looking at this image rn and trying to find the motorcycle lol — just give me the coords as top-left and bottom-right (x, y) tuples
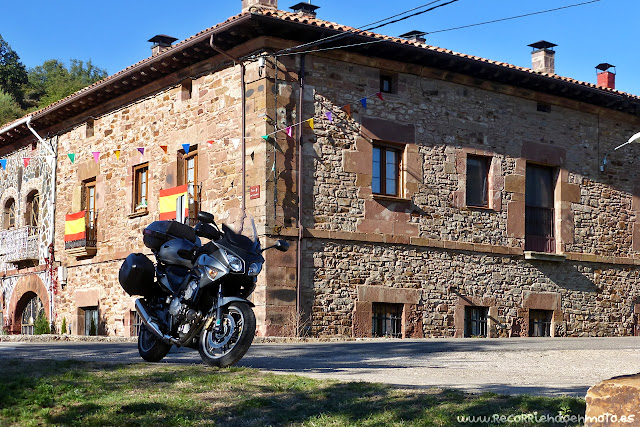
(118, 211), (289, 367)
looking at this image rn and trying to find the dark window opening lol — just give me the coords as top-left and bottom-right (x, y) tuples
(372, 303), (402, 338)
(177, 146), (200, 224)
(372, 144), (401, 197)
(83, 308), (99, 336)
(25, 191), (39, 227)
(4, 198), (16, 229)
(466, 155), (490, 207)
(464, 306), (488, 337)
(525, 164), (555, 252)
(380, 75), (393, 93)
(82, 179), (97, 244)
(537, 102), (551, 113)
(21, 295), (43, 335)
(529, 310), (552, 337)
(86, 118), (95, 138)
(181, 79), (193, 101)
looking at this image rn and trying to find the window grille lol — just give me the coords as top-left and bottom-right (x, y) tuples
(464, 306), (488, 337)
(529, 310), (553, 337)
(131, 311), (142, 337)
(372, 303), (402, 338)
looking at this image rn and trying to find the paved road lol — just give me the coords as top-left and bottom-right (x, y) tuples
(1, 337), (639, 397)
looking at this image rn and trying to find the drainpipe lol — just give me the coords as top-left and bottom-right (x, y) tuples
(0, 115), (57, 322)
(296, 54), (306, 335)
(209, 35), (247, 226)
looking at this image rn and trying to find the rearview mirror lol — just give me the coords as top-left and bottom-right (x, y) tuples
(275, 240), (289, 252)
(197, 211), (214, 224)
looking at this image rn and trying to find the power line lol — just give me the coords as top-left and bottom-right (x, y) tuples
(273, 0), (460, 57)
(425, 0), (602, 35)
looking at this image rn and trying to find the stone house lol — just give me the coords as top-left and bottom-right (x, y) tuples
(1, 0), (640, 338)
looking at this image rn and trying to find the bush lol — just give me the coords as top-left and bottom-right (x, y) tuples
(61, 317), (67, 334)
(34, 311), (51, 335)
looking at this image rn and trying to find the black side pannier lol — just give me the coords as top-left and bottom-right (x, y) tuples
(143, 220), (197, 251)
(119, 253), (158, 296)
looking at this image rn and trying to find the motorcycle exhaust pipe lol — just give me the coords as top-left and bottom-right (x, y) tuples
(135, 299), (180, 346)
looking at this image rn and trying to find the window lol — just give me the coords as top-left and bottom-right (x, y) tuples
(525, 164), (555, 252)
(21, 295), (43, 335)
(529, 310), (552, 337)
(83, 180), (97, 243)
(25, 191), (39, 227)
(84, 308), (99, 336)
(466, 155), (489, 207)
(131, 310), (142, 337)
(372, 303), (402, 338)
(133, 163), (149, 211)
(372, 144), (401, 197)
(86, 118), (94, 138)
(4, 198), (16, 229)
(181, 79), (192, 101)
(380, 75), (393, 93)
(464, 306), (488, 337)
(177, 146), (199, 222)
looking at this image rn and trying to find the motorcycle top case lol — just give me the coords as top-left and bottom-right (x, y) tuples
(118, 253), (159, 297)
(143, 220), (197, 251)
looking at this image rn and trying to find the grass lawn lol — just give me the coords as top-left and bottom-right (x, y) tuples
(0, 358), (585, 426)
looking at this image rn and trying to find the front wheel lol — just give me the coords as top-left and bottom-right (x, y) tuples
(138, 325), (172, 362)
(198, 302), (256, 368)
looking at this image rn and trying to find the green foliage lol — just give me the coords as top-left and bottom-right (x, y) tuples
(0, 35), (28, 104)
(25, 59), (107, 110)
(34, 311), (51, 335)
(61, 318), (67, 335)
(0, 90), (21, 126)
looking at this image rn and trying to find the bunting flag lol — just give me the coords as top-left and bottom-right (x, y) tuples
(23, 158), (31, 168)
(286, 126), (293, 138)
(159, 185), (189, 220)
(343, 104), (351, 117)
(206, 141), (214, 147)
(325, 112), (333, 122)
(0, 159), (6, 170)
(92, 152), (100, 164)
(137, 147), (145, 155)
(308, 118), (314, 129)
(68, 153), (76, 164)
(64, 211), (86, 242)
(232, 139), (240, 149)
(182, 143), (191, 154)
(160, 145), (168, 154)
(114, 150), (121, 160)
(360, 98), (367, 109)
(376, 92), (384, 101)
(261, 135), (270, 141)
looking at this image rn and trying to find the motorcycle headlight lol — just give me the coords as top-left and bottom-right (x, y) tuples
(248, 262), (262, 277)
(226, 253), (244, 272)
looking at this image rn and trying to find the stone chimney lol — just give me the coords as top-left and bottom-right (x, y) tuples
(528, 41), (557, 74)
(290, 2), (320, 17)
(148, 35), (178, 56)
(596, 63), (616, 90)
(242, 0), (277, 12)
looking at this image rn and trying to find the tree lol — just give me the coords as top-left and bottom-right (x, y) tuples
(0, 90), (22, 126)
(0, 35), (27, 105)
(34, 311), (51, 335)
(25, 59), (107, 109)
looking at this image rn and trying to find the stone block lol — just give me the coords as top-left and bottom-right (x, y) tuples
(585, 374), (640, 426)
(504, 174), (525, 194)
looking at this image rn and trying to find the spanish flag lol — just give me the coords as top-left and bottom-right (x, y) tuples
(65, 211), (86, 242)
(159, 185), (189, 220)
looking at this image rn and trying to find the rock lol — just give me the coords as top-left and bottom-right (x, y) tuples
(585, 373), (640, 426)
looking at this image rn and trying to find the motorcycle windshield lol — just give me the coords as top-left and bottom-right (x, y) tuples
(217, 216), (262, 258)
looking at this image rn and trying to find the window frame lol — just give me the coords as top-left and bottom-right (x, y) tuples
(4, 198), (16, 229)
(82, 179), (97, 241)
(464, 306), (488, 338)
(25, 191), (40, 227)
(525, 163), (556, 253)
(465, 155), (490, 208)
(178, 146), (200, 222)
(372, 142), (402, 197)
(133, 163), (149, 213)
(372, 302), (403, 338)
(529, 309), (553, 337)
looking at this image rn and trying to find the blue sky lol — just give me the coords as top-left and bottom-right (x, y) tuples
(2, 0), (638, 95)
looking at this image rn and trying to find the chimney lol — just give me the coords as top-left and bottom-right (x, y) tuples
(290, 2), (319, 17)
(528, 40), (557, 74)
(148, 35), (178, 56)
(399, 30), (426, 44)
(242, 0), (277, 12)
(596, 63), (616, 90)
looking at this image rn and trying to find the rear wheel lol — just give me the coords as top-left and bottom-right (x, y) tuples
(138, 325), (171, 362)
(198, 302), (256, 368)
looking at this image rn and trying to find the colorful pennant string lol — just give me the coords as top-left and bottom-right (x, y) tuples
(286, 126), (293, 138)
(325, 112), (333, 122)
(68, 153), (76, 164)
(23, 158), (31, 168)
(232, 139), (240, 149)
(114, 150), (121, 160)
(137, 147), (145, 155)
(0, 159), (6, 170)
(360, 98), (367, 109)
(182, 143), (191, 154)
(160, 145), (168, 154)
(92, 152), (100, 164)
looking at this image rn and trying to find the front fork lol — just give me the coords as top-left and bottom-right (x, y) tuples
(215, 284), (224, 333)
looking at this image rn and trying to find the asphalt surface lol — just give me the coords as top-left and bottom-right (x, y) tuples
(1, 337), (639, 397)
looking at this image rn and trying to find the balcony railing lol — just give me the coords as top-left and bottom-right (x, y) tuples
(525, 206), (555, 253)
(0, 226), (40, 265)
(64, 210), (97, 257)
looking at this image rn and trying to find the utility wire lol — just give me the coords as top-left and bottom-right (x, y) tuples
(274, 0), (602, 58)
(425, 0), (602, 35)
(273, 0), (460, 57)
